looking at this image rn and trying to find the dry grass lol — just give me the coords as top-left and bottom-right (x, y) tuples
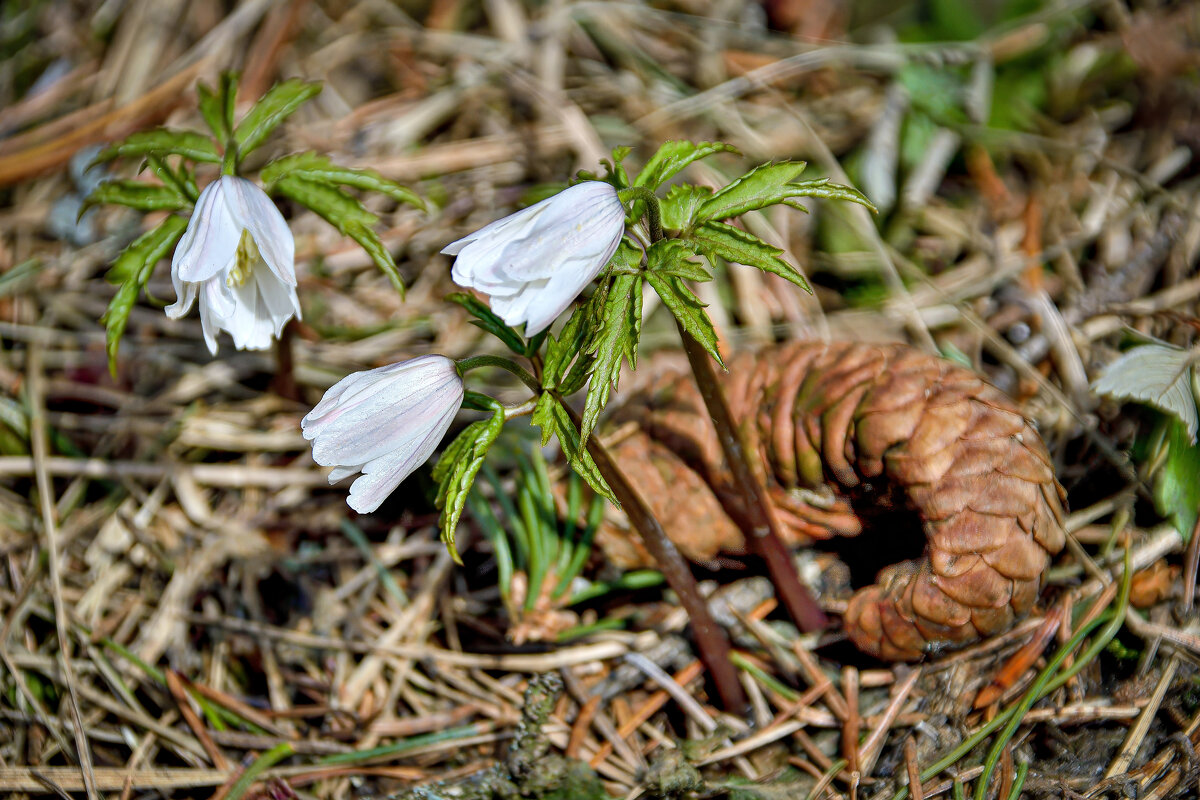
(3, 1), (1200, 798)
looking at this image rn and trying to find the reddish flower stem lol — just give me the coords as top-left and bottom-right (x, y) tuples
(565, 404), (747, 712)
(676, 327), (828, 633)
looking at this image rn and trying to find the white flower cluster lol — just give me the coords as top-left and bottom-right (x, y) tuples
(167, 175), (622, 512)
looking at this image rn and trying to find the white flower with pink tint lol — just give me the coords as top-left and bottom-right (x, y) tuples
(301, 355), (464, 513)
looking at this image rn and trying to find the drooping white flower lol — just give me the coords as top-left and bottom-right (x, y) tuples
(301, 355), (464, 513)
(443, 181), (626, 335)
(167, 175), (300, 354)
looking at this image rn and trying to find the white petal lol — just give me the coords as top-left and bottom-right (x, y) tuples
(441, 197), (551, 259)
(223, 176), (297, 286)
(227, 285), (275, 351)
(172, 179), (240, 283)
(196, 282), (226, 355)
(310, 375), (462, 465)
(444, 182), (625, 333)
(303, 356), (458, 439)
(446, 183), (619, 283)
(253, 264), (302, 333)
(344, 396), (460, 513)
(164, 278), (198, 319)
(327, 465), (360, 484)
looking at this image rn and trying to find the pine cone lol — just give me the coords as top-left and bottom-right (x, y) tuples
(601, 341), (1066, 660)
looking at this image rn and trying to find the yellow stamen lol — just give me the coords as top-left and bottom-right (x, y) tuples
(227, 229), (259, 287)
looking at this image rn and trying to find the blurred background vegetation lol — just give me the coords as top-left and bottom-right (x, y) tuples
(2, 1), (1200, 798)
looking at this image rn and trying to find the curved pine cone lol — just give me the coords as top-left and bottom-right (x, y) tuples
(601, 341), (1067, 661)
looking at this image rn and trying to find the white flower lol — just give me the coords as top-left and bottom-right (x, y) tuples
(301, 355), (464, 513)
(166, 175), (300, 354)
(443, 181), (626, 335)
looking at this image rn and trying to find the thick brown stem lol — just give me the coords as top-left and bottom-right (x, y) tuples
(677, 330), (828, 633)
(570, 405), (747, 712)
(272, 319), (301, 402)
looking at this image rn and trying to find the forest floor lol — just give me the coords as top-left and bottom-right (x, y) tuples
(3, 1), (1200, 799)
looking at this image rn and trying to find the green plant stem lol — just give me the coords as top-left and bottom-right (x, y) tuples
(571, 404), (747, 712)
(618, 186), (663, 242)
(457, 354), (540, 392)
(673, 311), (828, 633)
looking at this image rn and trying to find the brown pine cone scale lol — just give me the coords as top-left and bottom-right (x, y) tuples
(602, 341), (1066, 661)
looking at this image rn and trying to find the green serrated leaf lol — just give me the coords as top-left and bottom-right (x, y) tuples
(532, 393), (615, 502)
(92, 128), (221, 167)
(273, 175), (404, 294)
(696, 161), (807, 221)
(660, 184), (714, 232)
(557, 275), (618, 396)
(580, 274), (641, 443)
(634, 140), (739, 191)
(687, 221), (811, 292)
(543, 304), (590, 390)
(646, 239), (710, 282)
(196, 80), (231, 144)
(435, 402), (505, 563)
(233, 78), (322, 160)
(697, 162), (877, 222)
(144, 155), (199, 204)
(261, 152), (425, 211)
(83, 180), (188, 214)
(101, 215), (189, 375)
(645, 271), (723, 368)
(783, 178), (877, 212)
(445, 293), (526, 354)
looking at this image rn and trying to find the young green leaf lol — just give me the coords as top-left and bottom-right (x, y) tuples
(261, 152), (425, 211)
(196, 78), (234, 144)
(434, 401), (506, 564)
(233, 78), (322, 161)
(687, 221), (810, 292)
(446, 293), (526, 355)
(273, 174), (405, 294)
(556, 274), (618, 396)
(646, 239), (711, 282)
(92, 129), (221, 167)
(645, 271), (723, 368)
(602, 146), (632, 189)
(101, 215), (189, 375)
(144, 155), (199, 204)
(1148, 416), (1200, 542)
(634, 140), (739, 191)
(580, 273), (641, 443)
(532, 392), (615, 503)
(659, 184), (714, 232)
(82, 181), (189, 214)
